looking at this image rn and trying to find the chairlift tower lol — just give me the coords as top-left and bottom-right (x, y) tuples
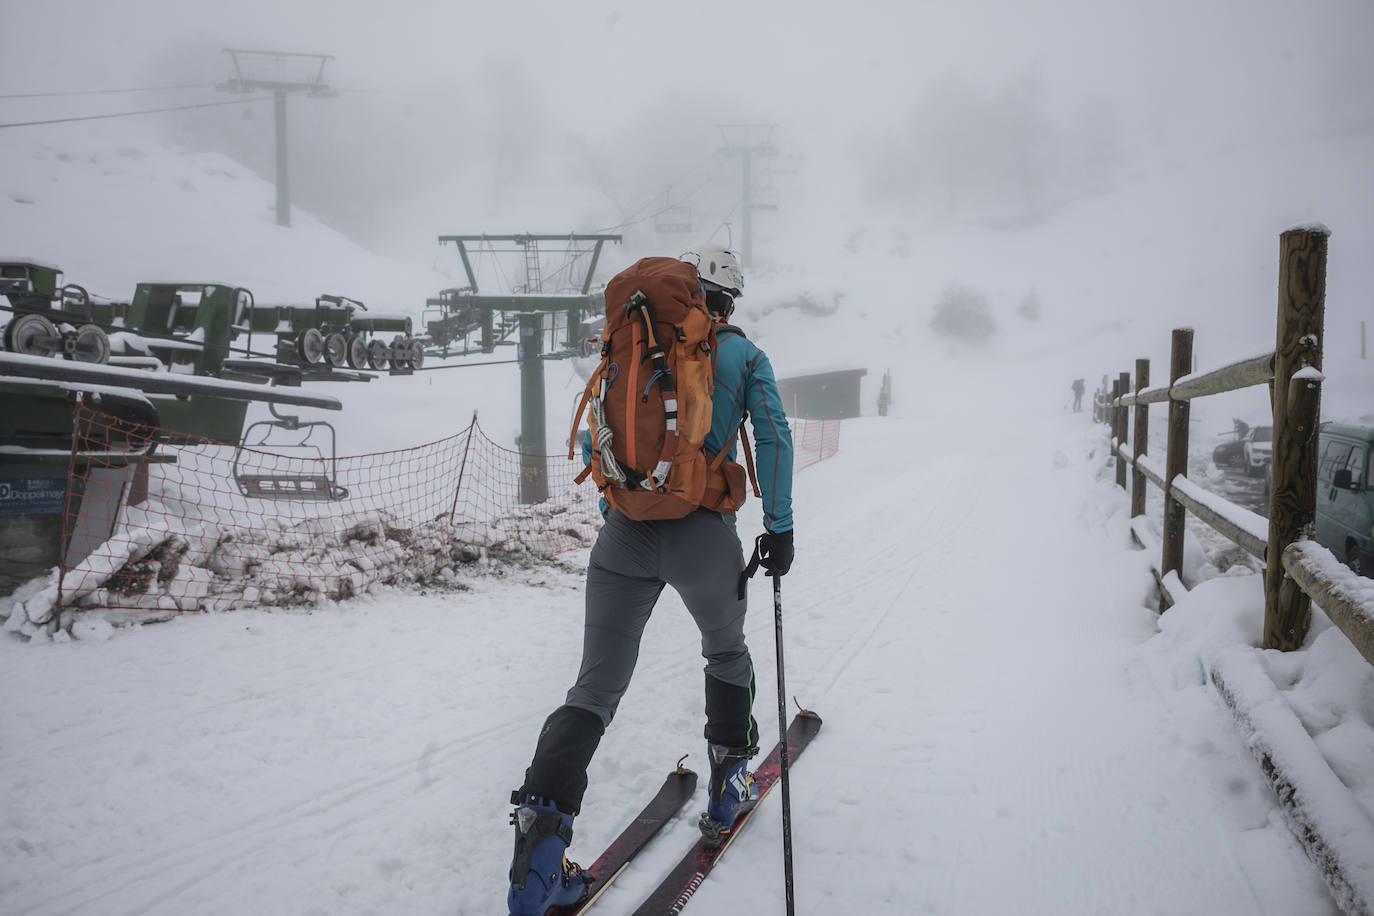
(437, 233), (622, 503)
(218, 49), (336, 228)
(716, 124), (778, 269)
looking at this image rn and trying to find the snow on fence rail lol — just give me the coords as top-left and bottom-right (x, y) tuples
(1100, 226), (1374, 915)
(44, 409), (841, 620)
(1104, 226), (1374, 655)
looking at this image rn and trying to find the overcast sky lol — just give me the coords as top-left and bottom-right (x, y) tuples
(3, 0), (1371, 248)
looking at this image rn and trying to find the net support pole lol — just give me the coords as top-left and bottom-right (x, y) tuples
(273, 89), (290, 228)
(450, 411), (478, 521)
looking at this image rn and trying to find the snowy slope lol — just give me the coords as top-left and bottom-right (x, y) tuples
(0, 403), (1344, 916)
(3, 116), (1374, 915)
(0, 121), (450, 309)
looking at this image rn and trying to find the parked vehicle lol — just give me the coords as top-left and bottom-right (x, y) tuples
(1213, 418), (1271, 474)
(1212, 418), (1251, 468)
(1243, 424), (1273, 477)
(1315, 423), (1374, 577)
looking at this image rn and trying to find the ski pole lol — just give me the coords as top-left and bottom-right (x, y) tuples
(772, 571), (796, 916)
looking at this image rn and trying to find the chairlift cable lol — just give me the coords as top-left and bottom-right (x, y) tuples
(705, 197), (744, 246)
(0, 82), (216, 100)
(536, 242), (599, 291)
(413, 357), (523, 371)
(0, 95), (273, 130)
(592, 161), (717, 234)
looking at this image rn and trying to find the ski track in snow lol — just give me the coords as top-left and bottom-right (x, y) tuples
(3, 403), (1346, 916)
(9, 128), (1373, 912)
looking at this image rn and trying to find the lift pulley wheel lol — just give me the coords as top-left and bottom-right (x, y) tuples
(3, 312), (62, 356)
(366, 338), (390, 371)
(346, 335), (369, 370)
(407, 339), (425, 370)
(296, 327), (326, 365)
(71, 324), (111, 364)
(389, 335), (411, 370)
(324, 332), (349, 368)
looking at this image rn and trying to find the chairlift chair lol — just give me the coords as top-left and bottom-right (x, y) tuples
(752, 185), (780, 211)
(232, 402), (349, 501)
(655, 205), (694, 235)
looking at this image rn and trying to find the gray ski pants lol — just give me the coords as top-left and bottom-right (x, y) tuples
(565, 508), (753, 727)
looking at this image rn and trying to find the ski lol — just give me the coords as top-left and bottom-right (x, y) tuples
(629, 709), (823, 916)
(547, 760), (699, 916)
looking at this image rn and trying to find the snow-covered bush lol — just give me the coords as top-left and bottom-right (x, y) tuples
(930, 284), (997, 343)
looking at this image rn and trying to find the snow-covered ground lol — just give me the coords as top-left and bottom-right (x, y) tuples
(3, 110), (1374, 914)
(0, 398), (1359, 916)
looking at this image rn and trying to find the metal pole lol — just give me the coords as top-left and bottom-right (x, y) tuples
(273, 89), (290, 228)
(742, 148), (753, 270)
(449, 411), (478, 522)
(56, 392), (85, 614)
(518, 313), (548, 504)
(772, 572), (797, 916)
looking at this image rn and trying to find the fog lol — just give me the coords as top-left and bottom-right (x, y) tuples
(5, 0), (1371, 260)
(3, 15), (1374, 909)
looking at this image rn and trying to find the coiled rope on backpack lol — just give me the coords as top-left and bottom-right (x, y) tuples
(588, 378), (627, 487)
(626, 291), (677, 490)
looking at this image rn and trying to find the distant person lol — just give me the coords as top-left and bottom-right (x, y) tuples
(1071, 378), (1085, 412)
(504, 243), (795, 915)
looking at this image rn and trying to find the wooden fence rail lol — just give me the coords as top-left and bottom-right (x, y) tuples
(1101, 226), (1374, 916)
(1107, 226), (1374, 662)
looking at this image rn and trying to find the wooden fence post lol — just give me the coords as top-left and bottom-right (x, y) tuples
(1115, 370), (1131, 490)
(1107, 378), (1118, 438)
(1263, 226), (1328, 650)
(1109, 377), (1121, 475)
(1131, 359), (1150, 518)
(1160, 328), (1194, 605)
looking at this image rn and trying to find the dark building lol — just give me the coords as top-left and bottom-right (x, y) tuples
(775, 368), (868, 419)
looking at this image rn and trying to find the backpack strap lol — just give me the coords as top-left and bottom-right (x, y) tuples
(738, 423), (762, 498)
(707, 418), (762, 499)
(568, 365), (603, 460)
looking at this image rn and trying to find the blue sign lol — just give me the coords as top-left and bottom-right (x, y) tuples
(0, 477), (67, 517)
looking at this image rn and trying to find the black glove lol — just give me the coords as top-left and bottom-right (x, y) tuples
(757, 529), (794, 576)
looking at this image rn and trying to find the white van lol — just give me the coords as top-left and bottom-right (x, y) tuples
(1315, 423), (1374, 577)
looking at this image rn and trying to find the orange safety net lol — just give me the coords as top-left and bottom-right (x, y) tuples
(793, 417), (841, 472)
(56, 406), (842, 614)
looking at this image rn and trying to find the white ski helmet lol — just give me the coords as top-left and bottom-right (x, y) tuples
(679, 243), (744, 297)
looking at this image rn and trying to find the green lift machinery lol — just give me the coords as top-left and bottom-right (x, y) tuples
(0, 352), (342, 600)
(435, 233), (621, 503)
(0, 262), (378, 599)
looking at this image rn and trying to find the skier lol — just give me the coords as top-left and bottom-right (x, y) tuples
(1071, 378), (1085, 412)
(505, 243), (795, 915)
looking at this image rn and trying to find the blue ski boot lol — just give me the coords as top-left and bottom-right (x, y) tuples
(507, 792), (588, 916)
(698, 743), (759, 846)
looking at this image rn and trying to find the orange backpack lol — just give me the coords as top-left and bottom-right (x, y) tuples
(570, 257), (756, 521)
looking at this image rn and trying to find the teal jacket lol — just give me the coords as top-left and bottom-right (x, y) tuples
(582, 324), (794, 533)
(707, 325), (793, 533)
